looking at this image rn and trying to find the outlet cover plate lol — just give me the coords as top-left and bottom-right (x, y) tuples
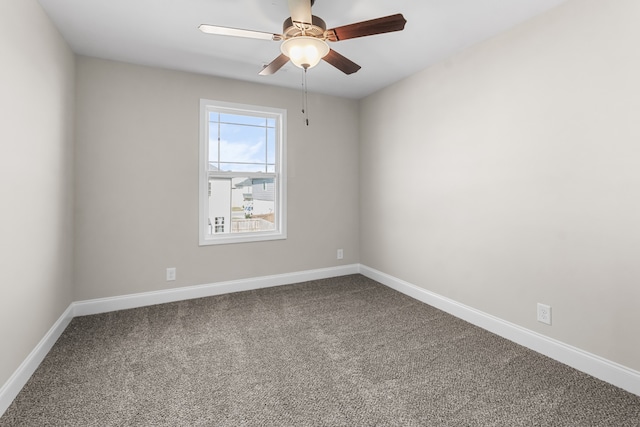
(537, 303), (551, 325)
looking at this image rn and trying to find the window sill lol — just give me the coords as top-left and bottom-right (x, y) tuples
(199, 231), (287, 246)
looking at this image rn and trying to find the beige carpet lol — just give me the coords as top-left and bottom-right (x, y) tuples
(2, 274), (639, 426)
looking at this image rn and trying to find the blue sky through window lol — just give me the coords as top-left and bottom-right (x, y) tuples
(209, 112), (276, 172)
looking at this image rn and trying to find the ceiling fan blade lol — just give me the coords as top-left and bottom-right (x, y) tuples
(259, 53), (290, 76)
(326, 14), (407, 42)
(288, 0), (312, 25)
(199, 24), (282, 41)
(322, 49), (361, 75)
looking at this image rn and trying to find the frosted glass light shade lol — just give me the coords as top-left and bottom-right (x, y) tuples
(281, 36), (330, 69)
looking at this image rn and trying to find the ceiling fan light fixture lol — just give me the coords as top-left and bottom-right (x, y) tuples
(281, 36), (329, 69)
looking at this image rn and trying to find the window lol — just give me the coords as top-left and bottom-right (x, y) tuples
(199, 99), (286, 245)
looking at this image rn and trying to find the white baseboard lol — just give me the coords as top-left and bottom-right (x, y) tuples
(359, 264), (640, 397)
(0, 305), (74, 417)
(72, 264), (360, 317)
(0, 264), (359, 417)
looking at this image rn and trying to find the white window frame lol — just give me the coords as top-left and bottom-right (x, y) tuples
(199, 99), (287, 245)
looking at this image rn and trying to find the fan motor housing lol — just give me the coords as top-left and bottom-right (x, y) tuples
(283, 15), (327, 38)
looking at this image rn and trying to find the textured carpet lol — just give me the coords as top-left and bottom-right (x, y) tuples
(2, 274), (639, 426)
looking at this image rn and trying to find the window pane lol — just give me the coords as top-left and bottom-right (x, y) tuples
(219, 113), (267, 127)
(267, 117), (276, 128)
(207, 178), (231, 235)
(232, 177), (276, 233)
(218, 163), (267, 173)
(267, 127), (276, 164)
(208, 122), (219, 163)
(208, 177), (276, 235)
(219, 123), (267, 171)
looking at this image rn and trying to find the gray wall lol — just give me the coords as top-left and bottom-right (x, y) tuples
(0, 0), (75, 387)
(359, 0), (640, 371)
(73, 57), (360, 300)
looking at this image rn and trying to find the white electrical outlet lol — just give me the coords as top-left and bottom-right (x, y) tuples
(337, 249), (344, 260)
(166, 267), (176, 281)
(537, 303), (551, 325)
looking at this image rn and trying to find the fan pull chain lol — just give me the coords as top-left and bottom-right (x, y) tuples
(302, 67), (309, 126)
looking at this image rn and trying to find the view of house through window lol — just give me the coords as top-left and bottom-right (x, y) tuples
(208, 177), (276, 234)
(200, 100), (286, 245)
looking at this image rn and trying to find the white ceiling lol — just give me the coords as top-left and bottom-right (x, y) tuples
(37, 0), (569, 99)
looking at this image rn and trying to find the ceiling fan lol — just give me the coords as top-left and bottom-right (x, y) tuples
(199, 0), (407, 76)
